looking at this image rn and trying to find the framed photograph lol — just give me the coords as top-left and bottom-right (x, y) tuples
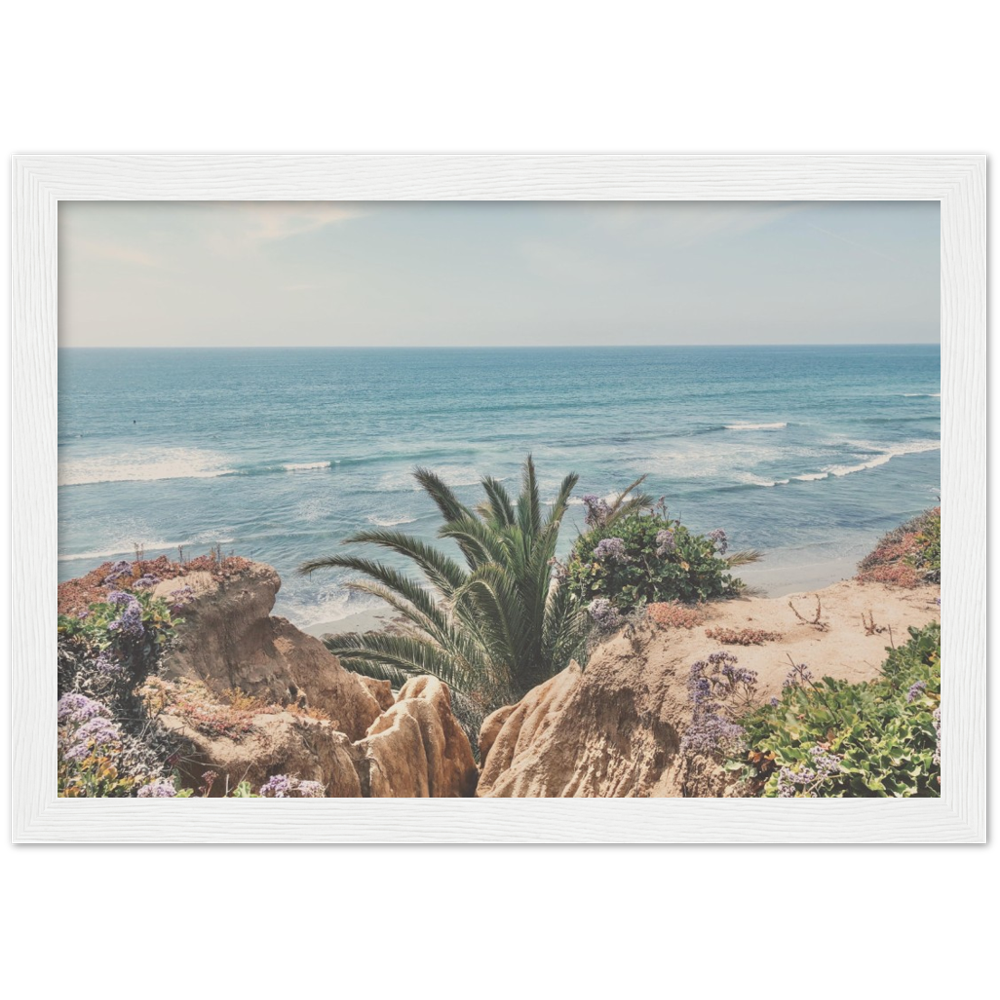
(12, 154), (985, 842)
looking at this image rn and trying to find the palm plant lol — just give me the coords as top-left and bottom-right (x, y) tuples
(299, 456), (590, 708)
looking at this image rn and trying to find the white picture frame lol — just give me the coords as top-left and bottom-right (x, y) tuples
(12, 154), (986, 843)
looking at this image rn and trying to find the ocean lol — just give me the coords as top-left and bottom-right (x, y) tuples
(58, 345), (941, 627)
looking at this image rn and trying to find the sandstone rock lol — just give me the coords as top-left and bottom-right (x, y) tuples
(160, 709), (363, 797)
(358, 676), (478, 797)
(155, 562), (381, 740)
(157, 673), (477, 798)
(357, 676), (395, 712)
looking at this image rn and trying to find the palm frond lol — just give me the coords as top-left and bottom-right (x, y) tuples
(324, 630), (474, 694)
(516, 454), (542, 540)
(479, 476), (516, 528)
(413, 467), (474, 523)
(305, 528), (468, 595)
(726, 549), (763, 567)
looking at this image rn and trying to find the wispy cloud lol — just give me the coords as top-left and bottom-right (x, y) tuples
(201, 202), (364, 257)
(69, 237), (162, 268)
(238, 203), (365, 243)
(584, 202), (802, 247)
(805, 222), (898, 262)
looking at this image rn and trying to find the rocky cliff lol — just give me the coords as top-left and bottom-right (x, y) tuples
(476, 579), (941, 797)
(147, 561), (477, 797)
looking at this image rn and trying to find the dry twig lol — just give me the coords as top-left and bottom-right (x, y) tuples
(788, 594), (829, 632)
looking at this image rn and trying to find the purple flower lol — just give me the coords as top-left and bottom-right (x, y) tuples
(61, 715), (121, 761)
(581, 495), (612, 528)
(294, 780), (325, 798)
(907, 680), (927, 703)
(592, 537), (627, 563)
(259, 774), (324, 798)
(169, 585), (196, 612)
(933, 707), (941, 766)
(681, 712), (747, 758)
(132, 574), (160, 589)
(655, 529), (676, 557)
(783, 661), (814, 688)
(73, 716), (120, 745)
(259, 774), (293, 798)
(106, 591), (145, 641)
(681, 652), (756, 760)
(103, 560), (132, 584)
(776, 746), (842, 797)
(57, 692), (110, 726)
(137, 779), (177, 798)
(588, 598), (623, 632)
(707, 529), (728, 556)
(94, 651), (124, 675)
(769, 697), (780, 707)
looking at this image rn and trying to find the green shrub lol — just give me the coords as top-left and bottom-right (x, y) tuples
(564, 502), (742, 612)
(735, 622), (941, 797)
(58, 587), (178, 685)
(910, 506), (941, 582)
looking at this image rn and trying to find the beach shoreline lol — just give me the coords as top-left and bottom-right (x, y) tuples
(299, 553), (860, 639)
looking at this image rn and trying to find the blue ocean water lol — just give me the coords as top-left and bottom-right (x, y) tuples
(58, 345), (940, 625)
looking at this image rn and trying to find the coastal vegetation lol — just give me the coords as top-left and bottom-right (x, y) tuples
(562, 491), (754, 620)
(727, 621), (941, 797)
(856, 505), (941, 587)
(302, 456), (590, 710)
(54, 497), (942, 799)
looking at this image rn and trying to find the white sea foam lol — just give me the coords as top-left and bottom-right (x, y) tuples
(59, 540), (189, 562)
(283, 461), (331, 472)
(827, 440), (940, 477)
(741, 475), (791, 487)
(58, 531), (236, 563)
(724, 422), (788, 431)
(281, 586), (387, 628)
(902, 393), (941, 398)
(59, 448), (234, 487)
(771, 440), (940, 486)
(366, 514), (418, 527)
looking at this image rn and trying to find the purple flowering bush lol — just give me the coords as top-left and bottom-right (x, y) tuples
(565, 500), (743, 613)
(57, 692), (137, 796)
(735, 621), (941, 797)
(680, 651), (758, 762)
(587, 598), (624, 632)
(59, 584), (177, 684)
(57, 561), (185, 797)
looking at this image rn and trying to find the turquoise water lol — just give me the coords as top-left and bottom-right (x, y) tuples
(58, 345), (940, 625)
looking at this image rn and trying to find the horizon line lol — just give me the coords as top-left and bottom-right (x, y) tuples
(58, 341), (941, 351)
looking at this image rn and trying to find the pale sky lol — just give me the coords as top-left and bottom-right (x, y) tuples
(59, 201), (940, 348)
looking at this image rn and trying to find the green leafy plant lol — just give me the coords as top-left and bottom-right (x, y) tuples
(300, 455), (590, 709)
(735, 622), (941, 797)
(58, 587), (178, 683)
(564, 498), (748, 612)
(909, 506), (941, 582)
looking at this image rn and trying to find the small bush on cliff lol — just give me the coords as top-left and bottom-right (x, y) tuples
(301, 456), (590, 709)
(732, 621), (941, 797)
(563, 497), (751, 614)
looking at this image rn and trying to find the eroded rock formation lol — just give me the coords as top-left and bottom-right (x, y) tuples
(150, 564), (478, 797)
